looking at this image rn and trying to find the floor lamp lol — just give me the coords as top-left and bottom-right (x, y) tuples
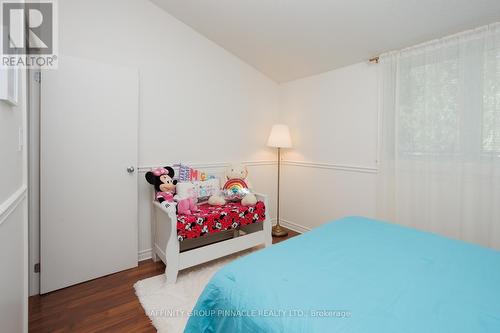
(267, 124), (292, 237)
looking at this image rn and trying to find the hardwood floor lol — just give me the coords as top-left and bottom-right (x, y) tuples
(29, 228), (299, 333)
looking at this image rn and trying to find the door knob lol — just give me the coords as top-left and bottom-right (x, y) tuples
(127, 166), (135, 174)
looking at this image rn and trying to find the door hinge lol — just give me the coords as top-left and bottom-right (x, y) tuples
(34, 71), (41, 83)
(34, 263), (40, 273)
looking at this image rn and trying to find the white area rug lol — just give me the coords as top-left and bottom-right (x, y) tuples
(134, 248), (259, 333)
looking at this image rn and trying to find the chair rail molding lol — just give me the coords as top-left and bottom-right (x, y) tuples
(0, 185), (28, 226)
(138, 160), (276, 173)
(282, 160), (378, 174)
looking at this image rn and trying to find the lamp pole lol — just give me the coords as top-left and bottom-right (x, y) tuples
(272, 147), (288, 237)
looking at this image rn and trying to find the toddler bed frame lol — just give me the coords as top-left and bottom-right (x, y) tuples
(151, 193), (272, 284)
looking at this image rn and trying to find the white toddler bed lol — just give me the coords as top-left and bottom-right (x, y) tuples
(151, 193), (272, 284)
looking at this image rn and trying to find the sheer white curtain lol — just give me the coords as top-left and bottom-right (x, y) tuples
(378, 23), (500, 249)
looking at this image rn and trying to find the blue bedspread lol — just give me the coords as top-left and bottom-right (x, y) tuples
(184, 216), (500, 333)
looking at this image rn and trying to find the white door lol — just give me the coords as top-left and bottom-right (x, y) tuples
(40, 56), (139, 293)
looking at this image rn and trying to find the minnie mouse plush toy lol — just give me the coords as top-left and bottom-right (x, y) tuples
(145, 166), (178, 207)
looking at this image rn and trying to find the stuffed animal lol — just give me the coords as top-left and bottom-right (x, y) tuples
(208, 193), (226, 206)
(145, 166), (177, 207)
(174, 186), (199, 214)
(176, 196), (197, 215)
(209, 163), (257, 206)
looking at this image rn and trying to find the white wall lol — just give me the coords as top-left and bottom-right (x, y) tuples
(57, 0), (280, 261)
(280, 62), (379, 231)
(0, 70), (28, 332)
(36, 1), (381, 294)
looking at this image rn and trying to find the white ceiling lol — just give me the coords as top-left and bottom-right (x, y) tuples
(151, 0), (500, 83)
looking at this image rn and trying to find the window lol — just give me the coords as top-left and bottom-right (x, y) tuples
(482, 50), (500, 153)
(398, 58), (460, 155)
(396, 46), (500, 156)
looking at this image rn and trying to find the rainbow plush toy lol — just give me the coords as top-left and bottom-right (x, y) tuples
(223, 178), (250, 202)
(208, 163), (258, 206)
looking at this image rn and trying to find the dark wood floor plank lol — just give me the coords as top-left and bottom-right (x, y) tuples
(29, 229), (299, 332)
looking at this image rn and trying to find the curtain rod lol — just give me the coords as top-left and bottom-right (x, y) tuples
(370, 22), (500, 63)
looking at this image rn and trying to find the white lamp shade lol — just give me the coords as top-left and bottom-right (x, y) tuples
(267, 124), (292, 148)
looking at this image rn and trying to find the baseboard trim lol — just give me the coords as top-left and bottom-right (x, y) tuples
(0, 185), (27, 226)
(138, 160), (275, 173)
(283, 160), (377, 174)
(279, 218), (311, 234)
(138, 248), (152, 262)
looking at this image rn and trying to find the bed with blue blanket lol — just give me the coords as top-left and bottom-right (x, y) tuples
(184, 216), (500, 333)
